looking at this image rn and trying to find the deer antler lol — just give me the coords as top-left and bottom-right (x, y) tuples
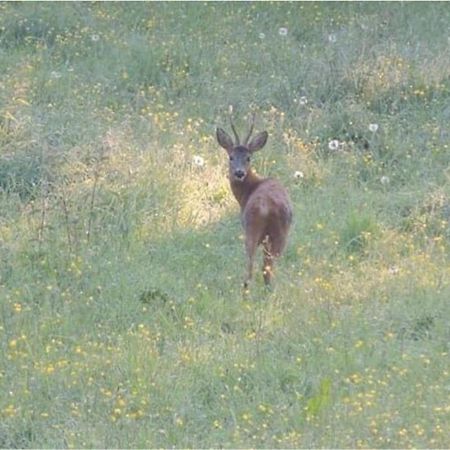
(229, 115), (240, 145)
(243, 112), (256, 145)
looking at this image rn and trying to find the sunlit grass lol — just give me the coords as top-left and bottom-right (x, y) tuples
(1, 2), (450, 448)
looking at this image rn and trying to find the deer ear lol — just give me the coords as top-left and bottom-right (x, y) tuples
(248, 131), (268, 152)
(216, 128), (234, 153)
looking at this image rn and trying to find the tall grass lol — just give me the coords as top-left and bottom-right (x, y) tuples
(1, 2), (449, 448)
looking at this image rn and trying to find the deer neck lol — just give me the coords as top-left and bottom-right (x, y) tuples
(230, 169), (263, 211)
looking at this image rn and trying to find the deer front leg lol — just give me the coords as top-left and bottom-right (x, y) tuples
(244, 235), (258, 288)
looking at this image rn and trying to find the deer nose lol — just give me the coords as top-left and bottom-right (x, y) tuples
(234, 170), (245, 179)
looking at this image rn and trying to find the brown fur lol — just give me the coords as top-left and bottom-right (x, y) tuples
(217, 120), (292, 286)
(232, 170), (292, 286)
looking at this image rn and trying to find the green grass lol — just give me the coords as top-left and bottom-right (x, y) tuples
(1, 2), (450, 448)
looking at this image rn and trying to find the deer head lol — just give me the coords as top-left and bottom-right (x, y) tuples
(216, 114), (268, 182)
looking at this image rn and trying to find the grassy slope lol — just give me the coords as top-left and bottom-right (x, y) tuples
(0, 2), (449, 448)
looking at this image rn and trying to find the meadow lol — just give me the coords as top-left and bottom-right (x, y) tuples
(0, 2), (449, 448)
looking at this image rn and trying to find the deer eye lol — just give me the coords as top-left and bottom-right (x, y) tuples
(229, 156), (234, 161)
(246, 157), (250, 162)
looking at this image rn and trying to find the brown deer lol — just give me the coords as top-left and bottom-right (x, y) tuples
(216, 114), (292, 287)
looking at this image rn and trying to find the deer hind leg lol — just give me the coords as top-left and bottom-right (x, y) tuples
(262, 235), (274, 285)
(263, 232), (288, 285)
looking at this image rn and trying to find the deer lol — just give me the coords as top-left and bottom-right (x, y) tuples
(216, 114), (293, 288)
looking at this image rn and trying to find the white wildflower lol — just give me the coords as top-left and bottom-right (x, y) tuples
(294, 170), (304, 179)
(50, 71), (61, 79)
(299, 96), (308, 105)
(278, 27), (288, 37)
(259, 32), (265, 40)
(328, 33), (337, 43)
(380, 175), (390, 185)
(369, 123), (379, 133)
(91, 34), (100, 42)
(193, 155), (205, 167)
(388, 265), (399, 275)
(328, 139), (340, 151)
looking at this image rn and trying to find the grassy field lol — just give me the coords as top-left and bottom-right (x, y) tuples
(1, 2), (450, 448)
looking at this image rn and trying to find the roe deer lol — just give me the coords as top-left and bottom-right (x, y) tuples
(216, 114), (292, 287)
